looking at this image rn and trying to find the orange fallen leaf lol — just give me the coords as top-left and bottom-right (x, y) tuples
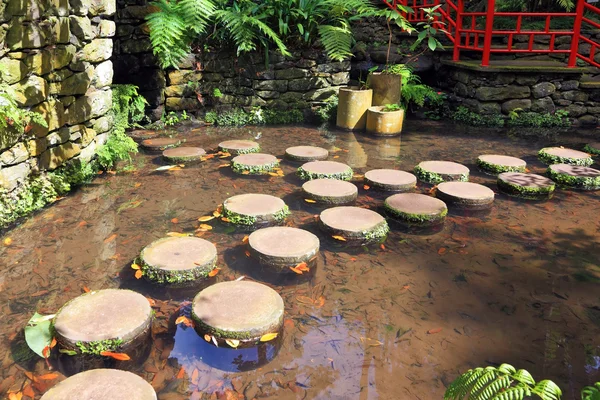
(289, 266), (303, 275)
(146, 297), (156, 306)
(83, 286), (91, 293)
(8, 392), (22, 400)
(42, 346), (50, 358)
(38, 373), (59, 380)
(218, 164), (231, 168)
(208, 267), (220, 277)
(350, 257), (357, 261)
(244, 250), (251, 258)
(198, 224), (213, 231)
(3, 237), (13, 246)
(23, 385), (35, 398)
(437, 247), (447, 255)
(213, 209), (222, 217)
(427, 328), (442, 334)
(295, 262), (309, 272)
(198, 215), (215, 222)
(76, 220), (88, 228)
(131, 263), (141, 270)
(315, 296), (325, 308)
(260, 332), (278, 342)
(363, 185), (370, 190)
(242, 171), (250, 175)
(380, 244), (386, 250)
(402, 285), (410, 290)
(176, 366), (185, 379)
(100, 351), (131, 361)
(50, 337), (57, 348)
(304, 199), (316, 203)
(135, 270), (143, 279)
(242, 235), (249, 244)
(284, 319), (295, 329)
(332, 235), (346, 241)
(24, 371), (35, 382)
(104, 234), (117, 243)
(221, 217), (231, 223)
(171, 218), (179, 224)
(268, 172), (279, 177)
(134, 182), (142, 188)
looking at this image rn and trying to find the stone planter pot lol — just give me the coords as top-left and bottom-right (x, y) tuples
(336, 87), (373, 130)
(366, 106), (405, 136)
(368, 72), (402, 106)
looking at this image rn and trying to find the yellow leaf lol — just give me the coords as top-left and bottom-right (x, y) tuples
(221, 217), (231, 223)
(225, 339), (240, 348)
(242, 235), (249, 244)
(218, 164), (231, 168)
(3, 237), (13, 246)
(135, 270), (143, 279)
(198, 215), (215, 222)
(166, 232), (190, 237)
(268, 172), (279, 177)
(242, 171), (250, 175)
(332, 235), (347, 241)
(204, 334), (211, 342)
(131, 263), (141, 270)
(304, 199), (316, 203)
(198, 224), (213, 231)
(360, 337), (383, 348)
(260, 332), (278, 342)
(213, 210), (222, 217)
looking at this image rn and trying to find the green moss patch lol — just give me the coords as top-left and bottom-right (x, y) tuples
(138, 258), (214, 284)
(538, 147), (593, 166)
(476, 158), (526, 174)
(297, 166), (353, 181)
(414, 165), (468, 184)
(497, 177), (555, 199)
(547, 167), (600, 190)
(384, 202), (448, 225)
(75, 339), (124, 355)
(584, 143), (600, 155)
(232, 160), (279, 175)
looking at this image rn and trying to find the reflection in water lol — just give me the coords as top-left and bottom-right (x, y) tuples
(1, 121), (600, 399)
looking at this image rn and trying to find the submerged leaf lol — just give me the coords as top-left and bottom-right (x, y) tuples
(208, 267), (221, 277)
(304, 199), (316, 203)
(166, 232), (191, 237)
(99, 351), (131, 361)
(155, 165), (177, 171)
(332, 235), (346, 241)
(242, 235), (249, 244)
(131, 263), (141, 270)
(135, 270), (143, 280)
(59, 349), (77, 356)
(260, 332), (278, 342)
(198, 215), (215, 222)
(24, 312), (55, 358)
(289, 266), (303, 275)
(203, 334), (211, 342)
(225, 339), (240, 348)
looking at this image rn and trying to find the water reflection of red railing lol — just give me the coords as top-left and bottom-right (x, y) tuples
(383, 0), (600, 68)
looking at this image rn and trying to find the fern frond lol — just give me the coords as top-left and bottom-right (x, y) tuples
(490, 386), (531, 400)
(531, 380), (562, 400)
(476, 376), (512, 400)
(582, 383), (600, 400)
(246, 17), (291, 56)
(214, 9), (259, 54)
(146, 0), (190, 68)
(178, 0), (215, 34)
(318, 24), (353, 61)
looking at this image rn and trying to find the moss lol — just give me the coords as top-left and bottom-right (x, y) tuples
(219, 145), (260, 155)
(297, 166), (353, 181)
(361, 222), (390, 242)
(547, 167), (600, 190)
(192, 317), (280, 342)
(272, 205), (290, 223)
(476, 158), (526, 174)
(222, 207), (258, 226)
(231, 160), (279, 175)
(139, 256), (215, 284)
(414, 165), (469, 184)
(384, 202), (448, 225)
(584, 144), (600, 155)
(538, 148), (593, 166)
(75, 339), (123, 355)
(162, 154), (203, 164)
(497, 177), (555, 199)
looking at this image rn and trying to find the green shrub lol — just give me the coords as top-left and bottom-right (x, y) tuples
(506, 109), (570, 128)
(452, 106), (505, 127)
(202, 106), (304, 126)
(315, 95), (338, 123)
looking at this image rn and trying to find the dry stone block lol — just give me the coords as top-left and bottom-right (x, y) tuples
(88, 115), (113, 134)
(0, 143), (29, 166)
(50, 65), (93, 96)
(0, 162), (31, 191)
(0, 58), (25, 84)
(30, 99), (65, 138)
(12, 75), (48, 107)
(27, 139), (47, 157)
(65, 88), (112, 125)
(69, 15), (94, 40)
(98, 20), (115, 37)
(167, 70), (201, 85)
(475, 85), (530, 101)
(91, 60), (113, 88)
(39, 142), (81, 170)
(6, 20), (48, 49)
(80, 38), (112, 62)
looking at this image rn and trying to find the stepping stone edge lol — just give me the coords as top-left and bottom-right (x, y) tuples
(538, 147), (593, 166)
(413, 164), (469, 184)
(318, 213), (389, 244)
(297, 164), (353, 181)
(218, 141), (261, 155)
(222, 204), (290, 227)
(384, 199), (448, 226)
(476, 156), (527, 175)
(547, 165), (600, 190)
(497, 174), (556, 200)
(583, 143), (600, 155)
(231, 158), (280, 175)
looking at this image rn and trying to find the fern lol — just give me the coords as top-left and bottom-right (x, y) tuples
(444, 364), (562, 400)
(318, 24), (353, 61)
(582, 383), (600, 400)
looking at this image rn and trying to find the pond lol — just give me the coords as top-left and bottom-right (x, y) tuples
(1, 120), (600, 399)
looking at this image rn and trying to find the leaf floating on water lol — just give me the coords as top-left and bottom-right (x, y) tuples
(175, 316), (194, 327)
(295, 262), (309, 272)
(24, 312), (55, 358)
(213, 209), (222, 217)
(176, 366), (185, 379)
(242, 171), (251, 175)
(260, 332), (278, 342)
(203, 334), (211, 342)
(104, 234), (117, 243)
(268, 172), (280, 177)
(131, 263), (141, 270)
(155, 165), (177, 171)
(289, 266), (303, 275)
(332, 235), (346, 241)
(427, 328), (442, 334)
(242, 235), (249, 244)
(208, 267), (221, 277)
(198, 215), (215, 222)
(244, 250), (251, 258)
(8, 392), (22, 400)
(363, 185), (370, 190)
(38, 373), (59, 380)
(3, 237), (12, 246)
(171, 218), (179, 224)
(225, 339), (240, 348)
(134, 270), (143, 280)
(360, 337), (383, 348)
(437, 247), (447, 255)
(380, 244), (386, 250)
(198, 224), (213, 231)
(83, 286), (91, 293)
(211, 335), (219, 347)
(166, 232), (191, 237)
(218, 164), (231, 168)
(221, 217), (231, 223)
(304, 199), (316, 203)
(100, 351), (131, 361)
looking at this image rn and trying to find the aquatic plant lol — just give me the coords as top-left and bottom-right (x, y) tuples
(451, 106), (505, 127)
(361, 222), (390, 242)
(583, 144), (600, 155)
(205, 107), (304, 126)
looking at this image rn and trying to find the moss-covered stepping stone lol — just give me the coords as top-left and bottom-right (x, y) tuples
(231, 153), (279, 175)
(285, 146), (329, 162)
(138, 237), (217, 284)
(248, 227), (319, 273)
(384, 193), (448, 226)
(364, 169), (416, 191)
(40, 369), (157, 400)
(302, 179), (357, 205)
(129, 130), (159, 143)
(497, 172), (556, 199)
(297, 161), (353, 181)
(476, 154), (527, 175)
(162, 147), (206, 164)
(191, 281), (284, 346)
(140, 137), (181, 151)
(435, 182), (495, 210)
(538, 147), (593, 166)
(319, 206), (389, 244)
(547, 164), (600, 190)
(223, 194), (289, 228)
(584, 142), (600, 155)
(53, 289), (152, 356)
(414, 161), (469, 184)
(218, 140), (260, 155)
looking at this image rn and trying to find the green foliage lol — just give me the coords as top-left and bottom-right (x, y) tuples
(315, 95), (338, 123)
(506, 109), (570, 128)
(212, 88), (223, 98)
(452, 106), (505, 127)
(444, 363), (562, 400)
(582, 383), (600, 400)
(411, 5), (445, 52)
(76, 339), (124, 355)
(203, 106), (304, 126)
(162, 111), (189, 126)
(382, 103), (402, 112)
(389, 64), (443, 110)
(24, 312), (55, 358)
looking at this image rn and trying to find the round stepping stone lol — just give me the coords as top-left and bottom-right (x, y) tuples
(191, 281), (284, 346)
(364, 169), (416, 192)
(139, 237), (217, 284)
(129, 129), (159, 143)
(319, 206), (389, 244)
(476, 154), (527, 175)
(285, 146), (329, 162)
(53, 289), (152, 355)
(162, 147), (206, 163)
(414, 161), (469, 184)
(248, 227), (319, 273)
(140, 137), (181, 151)
(384, 193), (448, 226)
(547, 164), (600, 190)
(538, 147), (593, 166)
(223, 194), (289, 228)
(435, 182), (495, 210)
(297, 161), (353, 181)
(40, 369), (157, 400)
(231, 153), (279, 175)
(497, 172), (556, 199)
(218, 140), (260, 155)
(584, 142), (600, 155)
(302, 179), (357, 205)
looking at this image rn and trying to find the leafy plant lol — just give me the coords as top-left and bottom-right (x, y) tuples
(382, 103), (402, 112)
(582, 383), (600, 400)
(411, 5), (446, 52)
(506, 109), (570, 128)
(444, 363), (562, 400)
(212, 88), (223, 98)
(315, 95), (338, 123)
(452, 106), (505, 127)
(24, 312), (55, 358)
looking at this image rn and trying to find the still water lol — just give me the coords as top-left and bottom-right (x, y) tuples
(1, 120), (599, 399)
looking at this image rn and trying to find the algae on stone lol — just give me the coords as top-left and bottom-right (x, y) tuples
(538, 147), (593, 166)
(476, 158), (526, 174)
(297, 166), (353, 181)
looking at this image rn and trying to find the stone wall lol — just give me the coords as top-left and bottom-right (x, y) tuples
(0, 0), (115, 192)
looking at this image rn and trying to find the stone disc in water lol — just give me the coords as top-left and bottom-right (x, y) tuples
(538, 147), (593, 166)
(248, 227), (320, 271)
(414, 161), (469, 184)
(497, 172), (556, 199)
(302, 179), (358, 205)
(548, 163), (600, 190)
(476, 154), (527, 174)
(285, 146), (329, 162)
(129, 130), (159, 143)
(223, 194), (289, 228)
(40, 369), (157, 400)
(140, 137), (181, 151)
(364, 169), (416, 191)
(162, 147), (206, 163)
(53, 289), (152, 348)
(191, 281), (284, 342)
(231, 153), (279, 175)
(384, 193), (448, 226)
(297, 161), (353, 181)
(319, 206), (389, 243)
(139, 237), (217, 284)
(436, 182), (495, 210)
(218, 140), (260, 155)
(584, 142), (600, 155)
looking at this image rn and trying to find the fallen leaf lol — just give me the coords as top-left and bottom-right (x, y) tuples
(304, 198), (316, 203)
(360, 337), (383, 347)
(427, 328), (442, 334)
(23, 385), (35, 398)
(3, 237), (12, 246)
(218, 164), (231, 168)
(208, 267), (220, 277)
(83, 286), (91, 293)
(38, 373), (59, 380)
(332, 235), (346, 241)
(131, 263), (141, 270)
(260, 332), (278, 342)
(171, 218), (179, 224)
(8, 392), (22, 400)
(42, 346), (50, 358)
(221, 217), (231, 223)
(225, 339), (240, 348)
(244, 250), (251, 258)
(104, 234), (117, 244)
(268, 172), (279, 177)
(211, 336), (219, 347)
(155, 165), (177, 171)
(176, 366), (185, 379)
(203, 334), (211, 342)
(242, 235), (249, 244)
(198, 215), (215, 222)
(437, 247), (447, 255)
(213, 209), (222, 217)
(135, 270), (143, 279)
(198, 224), (213, 231)
(50, 337), (57, 348)
(166, 232), (190, 237)
(296, 296), (315, 305)
(100, 351), (131, 361)
(380, 244), (386, 250)
(333, 155), (340, 159)
(284, 319), (295, 329)
(76, 220), (88, 228)
(134, 182), (142, 188)
(315, 296), (325, 308)
(295, 262), (309, 272)
(350, 257), (357, 261)
(289, 266), (303, 275)
(363, 185), (370, 190)
(242, 171), (250, 175)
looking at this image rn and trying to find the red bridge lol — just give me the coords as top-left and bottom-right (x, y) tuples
(384, 0), (600, 68)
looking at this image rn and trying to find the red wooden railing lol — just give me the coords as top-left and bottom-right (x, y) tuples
(384, 0), (600, 68)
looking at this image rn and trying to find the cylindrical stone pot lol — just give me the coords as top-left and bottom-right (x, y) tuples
(336, 87), (373, 131)
(366, 107), (405, 136)
(368, 72), (401, 106)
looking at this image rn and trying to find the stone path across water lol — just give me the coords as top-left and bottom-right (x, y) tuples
(319, 206), (389, 244)
(285, 146), (329, 162)
(497, 172), (556, 199)
(218, 140), (260, 155)
(248, 227), (320, 272)
(302, 178), (358, 205)
(297, 160), (353, 181)
(476, 154), (527, 175)
(548, 164), (600, 190)
(162, 147), (206, 163)
(538, 146), (593, 166)
(384, 193), (448, 226)
(414, 161), (470, 184)
(435, 182), (495, 210)
(140, 137), (182, 151)
(222, 193), (289, 228)
(364, 169), (416, 191)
